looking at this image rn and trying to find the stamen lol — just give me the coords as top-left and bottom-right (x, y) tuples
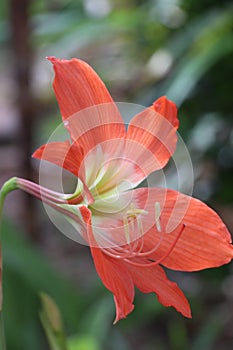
(123, 216), (131, 244)
(102, 204), (184, 268)
(136, 216), (142, 236)
(124, 224), (185, 267)
(134, 230), (165, 258)
(123, 204), (148, 245)
(102, 223), (185, 266)
(126, 207), (148, 217)
(155, 202), (161, 232)
(129, 217), (135, 233)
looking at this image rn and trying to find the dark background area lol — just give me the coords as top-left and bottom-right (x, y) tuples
(0, 0), (233, 349)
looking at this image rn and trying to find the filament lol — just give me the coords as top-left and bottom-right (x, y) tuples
(102, 223), (185, 268)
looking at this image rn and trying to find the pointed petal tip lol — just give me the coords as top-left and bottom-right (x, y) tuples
(47, 56), (73, 65)
(46, 56), (57, 63)
(180, 304), (192, 319)
(113, 315), (120, 325)
(46, 56), (82, 66)
(113, 303), (135, 324)
(153, 95), (176, 110)
(32, 145), (44, 159)
(153, 96), (179, 129)
(113, 316), (121, 325)
(46, 56), (64, 66)
(157, 291), (192, 319)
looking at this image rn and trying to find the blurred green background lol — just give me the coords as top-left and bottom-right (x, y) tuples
(0, 0), (233, 349)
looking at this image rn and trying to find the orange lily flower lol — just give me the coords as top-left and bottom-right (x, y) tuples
(16, 57), (233, 323)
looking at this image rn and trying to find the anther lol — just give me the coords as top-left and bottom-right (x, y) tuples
(155, 202), (161, 232)
(123, 216), (131, 244)
(123, 205), (148, 244)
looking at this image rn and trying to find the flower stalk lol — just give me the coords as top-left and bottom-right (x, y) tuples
(0, 177), (18, 350)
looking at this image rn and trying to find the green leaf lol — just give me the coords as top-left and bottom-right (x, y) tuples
(40, 293), (68, 350)
(163, 7), (233, 105)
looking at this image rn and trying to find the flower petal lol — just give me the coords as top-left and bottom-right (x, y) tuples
(48, 57), (126, 156)
(64, 104), (126, 156)
(125, 97), (178, 183)
(86, 216), (135, 323)
(48, 56), (116, 119)
(32, 141), (83, 177)
(125, 262), (191, 318)
(82, 208), (134, 323)
(131, 188), (233, 271)
(153, 96), (179, 128)
(91, 247), (135, 323)
(89, 187), (233, 272)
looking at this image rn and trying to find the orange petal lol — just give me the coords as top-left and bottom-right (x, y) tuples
(32, 140), (83, 177)
(48, 57), (115, 119)
(64, 104), (126, 159)
(125, 262), (191, 318)
(153, 96), (179, 128)
(125, 97), (178, 180)
(91, 247), (135, 323)
(48, 57), (126, 156)
(132, 188), (233, 271)
(86, 219), (135, 323)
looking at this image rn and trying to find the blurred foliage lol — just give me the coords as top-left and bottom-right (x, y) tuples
(0, 0), (233, 349)
(40, 293), (68, 350)
(2, 219), (88, 350)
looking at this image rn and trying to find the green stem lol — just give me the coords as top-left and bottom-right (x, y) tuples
(0, 312), (6, 350)
(0, 177), (18, 350)
(0, 178), (18, 211)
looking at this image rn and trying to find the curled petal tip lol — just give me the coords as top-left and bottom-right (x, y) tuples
(113, 304), (135, 324)
(153, 95), (179, 128)
(46, 56), (60, 64)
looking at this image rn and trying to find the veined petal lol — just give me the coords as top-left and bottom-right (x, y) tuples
(32, 141), (94, 203)
(132, 188), (233, 271)
(85, 213), (135, 323)
(48, 57), (126, 156)
(32, 141), (83, 177)
(79, 138), (127, 194)
(153, 96), (179, 129)
(85, 186), (233, 272)
(48, 57), (115, 119)
(64, 104), (126, 157)
(125, 97), (178, 183)
(91, 248), (135, 323)
(125, 262), (191, 318)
